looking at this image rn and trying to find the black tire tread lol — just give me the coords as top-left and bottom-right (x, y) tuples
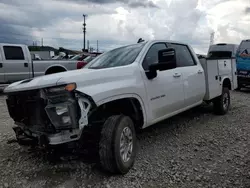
(213, 87), (230, 115)
(99, 115), (122, 173)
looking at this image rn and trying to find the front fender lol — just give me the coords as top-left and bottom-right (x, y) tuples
(96, 93), (147, 127)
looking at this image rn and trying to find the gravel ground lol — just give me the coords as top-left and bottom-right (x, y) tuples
(0, 90), (250, 188)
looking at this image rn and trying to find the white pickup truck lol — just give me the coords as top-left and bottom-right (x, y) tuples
(0, 43), (81, 87)
(4, 40), (237, 174)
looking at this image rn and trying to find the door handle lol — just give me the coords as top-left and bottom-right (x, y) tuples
(173, 73), (181, 78)
(198, 70), (203, 74)
(0, 63), (2, 68)
(24, 63), (28, 67)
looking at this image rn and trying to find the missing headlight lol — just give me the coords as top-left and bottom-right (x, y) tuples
(55, 106), (68, 115)
(45, 99), (78, 130)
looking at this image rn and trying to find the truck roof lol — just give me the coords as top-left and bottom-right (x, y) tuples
(145, 40), (188, 45)
(210, 43), (239, 47)
(0, 43), (28, 48)
(241, 39), (250, 42)
(208, 43), (239, 52)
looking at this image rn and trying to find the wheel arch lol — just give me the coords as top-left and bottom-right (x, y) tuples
(45, 65), (67, 75)
(90, 94), (147, 130)
(222, 77), (232, 90)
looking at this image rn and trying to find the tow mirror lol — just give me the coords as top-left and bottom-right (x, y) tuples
(146, 48), (177, 79)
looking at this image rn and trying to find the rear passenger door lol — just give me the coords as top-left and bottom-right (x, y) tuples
(169, 43), (205, 107)
(3, 46), (30, 83)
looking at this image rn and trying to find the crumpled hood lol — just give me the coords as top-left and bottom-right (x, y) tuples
(4, 65), (137, 93)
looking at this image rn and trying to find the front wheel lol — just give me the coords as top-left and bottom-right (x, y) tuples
(99, 115), (137, 174)
(213, 87), (230, 115)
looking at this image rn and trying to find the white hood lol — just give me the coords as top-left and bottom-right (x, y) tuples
(4, 69), (97, 93)
(4, 65), (138, 94)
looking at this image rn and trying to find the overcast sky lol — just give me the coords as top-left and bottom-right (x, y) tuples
(0, 0), (249, 53)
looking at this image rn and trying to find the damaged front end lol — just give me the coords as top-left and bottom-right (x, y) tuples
(6, 83), (93, 147)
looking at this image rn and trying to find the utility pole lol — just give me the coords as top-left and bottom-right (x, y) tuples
(41, 38), (43, 47)
(87, 40), (89, 51)
(97, 40), (99, 53)
(82, 14), (87, 51)
(210, 32), (215, 46)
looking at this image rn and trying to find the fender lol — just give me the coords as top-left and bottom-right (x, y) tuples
(96, 93), (147, 127)
(45, 64), (68, 74)
(221, 76), (232, 90)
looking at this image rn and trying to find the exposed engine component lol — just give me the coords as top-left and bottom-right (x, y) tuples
(76, 95), (91, 129)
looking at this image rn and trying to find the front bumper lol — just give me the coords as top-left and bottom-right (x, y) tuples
(6, 88), (91, 146)
(14, 125), (82, 146)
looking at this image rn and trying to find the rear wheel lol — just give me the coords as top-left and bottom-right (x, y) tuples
(99, 115), (136, 174)
(45, 67), (66, 75)
(213, 87), (230, 115)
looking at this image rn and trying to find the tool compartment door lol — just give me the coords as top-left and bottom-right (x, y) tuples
(218, 59), (232, 75)
(200, 59), (221, 100)
(231, 58), (238, 89)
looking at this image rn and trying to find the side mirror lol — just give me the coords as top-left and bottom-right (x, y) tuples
(146, 48), (177, 79)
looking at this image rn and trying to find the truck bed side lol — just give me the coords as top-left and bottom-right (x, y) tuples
(32, 60), (78, 77)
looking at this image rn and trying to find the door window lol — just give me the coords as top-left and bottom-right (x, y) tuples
(3, 46), (25, 60)
(142, 43), (167, 70)
(169, 44), (195, 67)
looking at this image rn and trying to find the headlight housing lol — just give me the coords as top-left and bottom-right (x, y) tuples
(45, 83), (77, 104)
(46, 83), (77, 94)
(44, 83), (78, 130)
(45, 99), (78, 130)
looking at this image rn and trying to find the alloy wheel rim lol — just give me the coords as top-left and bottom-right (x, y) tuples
(223, 92), (229, 110)
(120, 127), (133, 163)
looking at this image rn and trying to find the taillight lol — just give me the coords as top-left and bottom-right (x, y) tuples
(77, 61), (87, 69)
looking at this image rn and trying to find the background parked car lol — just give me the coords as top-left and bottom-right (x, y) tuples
(76, 55), (98, 69)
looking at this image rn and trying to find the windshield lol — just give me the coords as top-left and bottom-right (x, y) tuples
(238, 41), (250, 58)
(239, 41), (250, 50)
(86, 43), (146, 69)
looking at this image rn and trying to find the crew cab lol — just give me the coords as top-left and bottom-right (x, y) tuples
(4, 40), (237, 174)
(0, 43), (82, 87)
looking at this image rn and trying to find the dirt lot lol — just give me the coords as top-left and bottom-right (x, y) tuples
(0, 90), (250, 188)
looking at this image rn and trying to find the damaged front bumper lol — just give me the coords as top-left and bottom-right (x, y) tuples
(6, 83), (92, 146)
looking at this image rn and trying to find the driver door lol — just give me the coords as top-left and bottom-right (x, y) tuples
(141, 42), (185, 125)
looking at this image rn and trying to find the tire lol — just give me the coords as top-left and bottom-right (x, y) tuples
(99, 115), (137, 174)
(213, 87), (230, 115)
(45, 68), (66, 75)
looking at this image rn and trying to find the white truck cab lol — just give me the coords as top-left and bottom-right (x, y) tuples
(4, 40), (237, 174)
